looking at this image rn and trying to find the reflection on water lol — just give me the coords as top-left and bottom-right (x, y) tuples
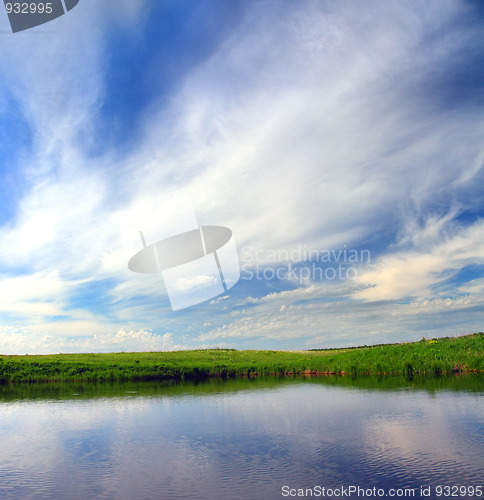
(0, 376), (482, 500)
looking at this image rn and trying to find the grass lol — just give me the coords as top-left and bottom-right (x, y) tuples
(0, 332), (482, 383)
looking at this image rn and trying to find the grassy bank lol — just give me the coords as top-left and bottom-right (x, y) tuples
(0, 332), (482, 383)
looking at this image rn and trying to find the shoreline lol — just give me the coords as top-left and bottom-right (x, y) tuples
(0, 332), (482, 384)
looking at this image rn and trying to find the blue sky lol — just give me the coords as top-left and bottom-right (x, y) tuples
(0, 0), (483, 354)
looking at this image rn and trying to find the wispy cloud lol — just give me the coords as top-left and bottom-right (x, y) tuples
(354, 218), (484, 301)
(0, 0), (483, 352)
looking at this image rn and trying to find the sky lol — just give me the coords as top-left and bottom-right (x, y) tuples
(0, 0), (483, 354)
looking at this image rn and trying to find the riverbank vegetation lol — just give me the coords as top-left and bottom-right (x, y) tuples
(0, 332), (482, 383)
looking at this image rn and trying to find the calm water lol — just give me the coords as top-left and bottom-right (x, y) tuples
(0, 376), (482, 500)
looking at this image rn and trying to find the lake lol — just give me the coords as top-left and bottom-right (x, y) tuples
(0, 376), (482, 500)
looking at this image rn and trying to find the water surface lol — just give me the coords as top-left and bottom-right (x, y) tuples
(0, 376), (482, 499)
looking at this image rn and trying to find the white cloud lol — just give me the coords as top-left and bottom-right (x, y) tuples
(197, 290), (480, 347)
(171, 274), (218, 293)
(104, 328), (165, 352)
(354, 219), (484, 301)
(0, 326), (180, 354)
(0, 0), (483, 350)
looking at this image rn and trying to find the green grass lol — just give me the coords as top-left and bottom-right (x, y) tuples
(0, 332), (482, 383)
